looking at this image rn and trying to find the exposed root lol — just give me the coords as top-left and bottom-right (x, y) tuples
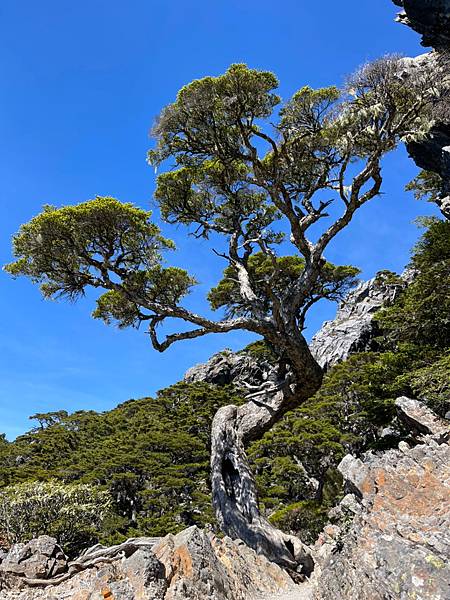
(23, 537), (160, 587)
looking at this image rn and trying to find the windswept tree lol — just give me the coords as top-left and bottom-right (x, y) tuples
(6, 58), (442, 571)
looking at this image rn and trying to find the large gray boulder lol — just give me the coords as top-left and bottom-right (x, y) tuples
(395, 396), (450, 436)
(184, 348), (274, 389)
(0, 536), (67, 584)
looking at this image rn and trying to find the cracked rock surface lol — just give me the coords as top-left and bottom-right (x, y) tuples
(311, 410), (450, 600)
(309, 276), (403, 369)
(184, 349), (273, 390)
(0, 527), (297, 600)
(393, 0), (450, 48)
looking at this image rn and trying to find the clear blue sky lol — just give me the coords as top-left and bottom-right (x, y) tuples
(0, 1), (437, 439)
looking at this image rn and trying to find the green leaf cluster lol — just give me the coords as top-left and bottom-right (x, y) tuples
(5, 197), (175, 300)
(406, 170), (443, 206)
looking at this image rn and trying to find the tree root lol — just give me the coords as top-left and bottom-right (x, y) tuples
(23, 537), (160, 587)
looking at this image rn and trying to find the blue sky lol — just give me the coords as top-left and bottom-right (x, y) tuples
(0, 1), (438, 439)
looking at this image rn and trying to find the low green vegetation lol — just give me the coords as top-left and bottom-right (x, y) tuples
(0, 481), (111, 557)
(0, 219), (448, 553)
(0, 383), (242, 554)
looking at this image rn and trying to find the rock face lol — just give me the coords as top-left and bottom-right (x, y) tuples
(395, 396), (450, 436)
(312, 400), (450, 600)
(0, 527), (297, 600)
(393, 1), (450, 219)
(310, 275), (403, 369)
(408, 121), (450, 220)
(184, 349), (273, 389)
(153, 527), (296, 600)
(393, 0), (450, 48)
(0, 536), (67, 586)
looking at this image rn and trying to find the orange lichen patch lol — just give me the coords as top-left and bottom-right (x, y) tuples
(101, 588), (114, 599)
(371, 511), (390, 532)
(360, 475), (376, 496)
(372, 468), (449, 519)
(172, 545), (194, 579)
(218, 552), (233, 573)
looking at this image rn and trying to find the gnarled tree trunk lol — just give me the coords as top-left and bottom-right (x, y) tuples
(210, 336), (322, 573)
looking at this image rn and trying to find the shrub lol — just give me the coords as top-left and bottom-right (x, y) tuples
(269, 500), (330, 545)
(0, 480), (112, 556)
(403, 353), (450, 417)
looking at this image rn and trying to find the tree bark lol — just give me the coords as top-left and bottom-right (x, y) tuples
(210, 337), (322, 573)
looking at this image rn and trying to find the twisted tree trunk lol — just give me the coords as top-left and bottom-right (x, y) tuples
(210, 335), (322, 573)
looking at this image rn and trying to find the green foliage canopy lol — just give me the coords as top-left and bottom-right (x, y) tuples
(376, 218), (450, 350)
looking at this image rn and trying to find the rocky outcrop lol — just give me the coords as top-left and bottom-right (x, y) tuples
(393, 1), (450, 219)
(310, 275), (404, 369)
(0, 527), (299, 600)
(395, 396), (450, 436)
(153, 527), (297, 600)
(312, 399), (450, 600)
(0, 536), (67, 586)
(184, 349), (273, 389)
(393, 0), (450, 48)
(407, 119), (450, 220)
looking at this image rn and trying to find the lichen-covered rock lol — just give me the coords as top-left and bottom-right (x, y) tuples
(310, 276), (403, 369)
(337, 456), (372, 498)
(395, 396), (450, 437)
(153, 526), (296, 600)
(312, 429), (450, 599)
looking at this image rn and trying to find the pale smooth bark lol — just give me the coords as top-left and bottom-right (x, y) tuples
(210, 338), (321, 573)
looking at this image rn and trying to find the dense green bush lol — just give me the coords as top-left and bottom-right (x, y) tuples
(269, 500), (331, 545)
(0, 480), (111, 556)
(403, 353), (450, 417)
(376, 218), (450, 351)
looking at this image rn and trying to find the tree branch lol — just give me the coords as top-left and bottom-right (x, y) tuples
(148, 314), (263, 352)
